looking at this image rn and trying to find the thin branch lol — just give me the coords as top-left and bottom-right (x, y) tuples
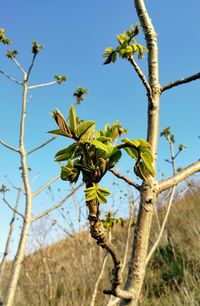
(145, 186), (175, 265)
(32, 175), (60, 197)
(0, 70), (23, 85)
(27, 136), (57, 155)
(12, 57), (26, 74)
(26, 54), (36, 81)
(2, 196), (24, 220)
(128, 56), (152, 97)
(158, 160), (200, 193)
(28, 81), (57, 90)
(160, 72), (200, 93)
(109, 169), (141, 191)
(32, 182), (83, 222)
(0, 139), (20, 153)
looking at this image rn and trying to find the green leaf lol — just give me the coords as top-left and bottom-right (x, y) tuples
(55, 143), (81, 162)
(96, 190), (107, 204)
(69, 105), (77, 133)
(124, 147), (138, 160)
(108, 149), (122, 168)
(98, 187), (111, 196)
(48, 129), (68, 137)
(86, 140), (109, 153)
(122, 138), (140, 148)
(138, 138), (151, 148)
(84, 184), (110, 204)
(140, 147), (155, 177)
(134, 161), (148, 181)
(76, 121), (95, 138)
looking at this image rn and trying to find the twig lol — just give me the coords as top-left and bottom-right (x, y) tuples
(32, 175), (60, 197)
(0, 70), (23, 85)
(128, 56), (152, 98)
(26, 54), (36, 81)
(160, 72), (200, 93)
(12, 57), (26, 74)
(27, 136), (57, 155)
(32, 182), (83, 222)
(0, 139), (20, 152)
(28, 81), (57, 90)
(146, 131), (177, 265)
(109, 169), (141, 191)
(2, 197), (24, 220)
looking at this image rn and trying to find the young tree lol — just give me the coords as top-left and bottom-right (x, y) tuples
(0, 34), (83, 306)
(50, 1), (200, 305)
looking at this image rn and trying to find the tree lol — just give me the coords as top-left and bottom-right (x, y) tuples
(50, 1), (200, 305)
(0, 35), (83, 306)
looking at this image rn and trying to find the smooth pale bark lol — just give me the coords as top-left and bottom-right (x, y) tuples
(119, 1), (160, 305)
(4, 77), (33, 306)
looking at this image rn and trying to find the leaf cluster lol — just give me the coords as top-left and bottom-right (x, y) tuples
(102, 211), (124, 229)
(55, 75), (67, 84)
(103, 24), (148, 65)
(50, 105), (155, 203)
(6, 49), (18, 59)
(32, 40), (44, 54)
(0, 28), (11, 45)
(73, 87), (88, 104)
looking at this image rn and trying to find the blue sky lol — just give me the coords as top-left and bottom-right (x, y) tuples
(0, 0), (200, 256)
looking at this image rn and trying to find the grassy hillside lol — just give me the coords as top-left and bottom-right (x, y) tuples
(2, 181), (200, 306)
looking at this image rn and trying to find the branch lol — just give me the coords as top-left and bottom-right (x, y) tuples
(161, 72), (200, 93)
(28, 81), (57, 90)
(2, 196), (24, 220)
(128, 56), (152, 98)
(12, 57), (26, 74)
(26, 54), (36, 81)
(109, 169), (141, 191)
(146, 186), (175, 265)
(27, 136), (57, 155)
(32, 182), (83, 222)
(0, 70), (23, 85)
(0, 139), (20, 153)
(32, 175), (60, 197)
(158, 160), (200, 193)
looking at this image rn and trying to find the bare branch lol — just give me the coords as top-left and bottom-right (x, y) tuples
(128, 56), (152, 98)
(109, 169), (141, 191)
(0, 70), (23, 85)
(161, 72), (200, 93)
(28, 81), (57, 90)
(2, 196), (24, 220)
(146, 186), (175, 265)
(32, 182), (84, 222)
(12, 57), (26, 74)
(27, 136), (57, 155)
(26, 54), (36, 81)
(0, 139), (20, 153)
(158, 160), (200, 193)
(32, 175), (60, 197)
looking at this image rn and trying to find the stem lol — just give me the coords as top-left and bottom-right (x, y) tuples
(120, 1), (160, 304)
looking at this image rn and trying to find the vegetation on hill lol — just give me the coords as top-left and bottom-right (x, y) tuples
(2, 180), (199, 306)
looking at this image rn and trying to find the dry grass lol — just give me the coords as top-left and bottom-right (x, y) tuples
(2, 180), (200, 306)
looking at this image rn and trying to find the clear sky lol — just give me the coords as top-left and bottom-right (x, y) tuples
(0, 0), (200, 257)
